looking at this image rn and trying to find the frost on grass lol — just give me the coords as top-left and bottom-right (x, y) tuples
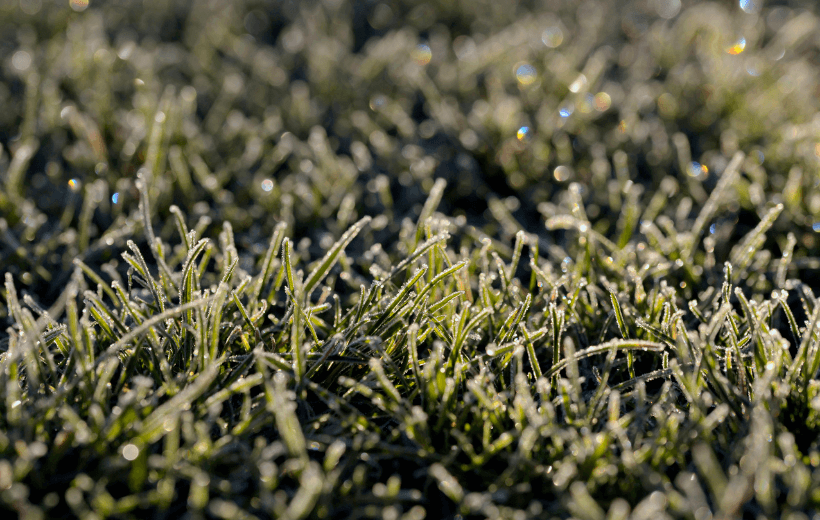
(2, 0), (820, 519)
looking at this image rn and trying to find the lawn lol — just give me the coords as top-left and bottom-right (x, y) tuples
(1, 0), (820, 518)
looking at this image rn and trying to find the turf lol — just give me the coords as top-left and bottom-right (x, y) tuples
(1, 0), (820, 518)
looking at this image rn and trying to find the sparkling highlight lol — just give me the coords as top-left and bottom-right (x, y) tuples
(541, 26), (563, 48)
(727, 37), (746, 55)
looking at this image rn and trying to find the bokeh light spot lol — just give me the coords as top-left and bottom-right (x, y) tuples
(516, 126), (531, 142)
(739, 0), (759, 14)
(541, 26), (563, 48)
(69, 0), (89, 12)
(411, 43), (432, 66)
(11, 50), (32, 72)
(593, 92), (611, 111)
(655, 0), (681, 19)
(686, 162), (708, 179)
(111, 193), (120, 204)
(68, 179), (80, 192)
(553, 166), (572, 182)
(515, 64), (537, 86)
(261, 179), (274, 192)
(122, 444), (139, 461)
(568, 74), (587, 93)
(727, 37), (746, 55)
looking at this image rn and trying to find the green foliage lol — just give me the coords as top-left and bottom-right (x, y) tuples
(1, 0), (820, 519)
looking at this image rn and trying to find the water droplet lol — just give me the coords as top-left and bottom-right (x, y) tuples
(709, 223), (716, 234)
(541, 26), (564, 48)
(411, 43), (432, 66)
(812, 222), (820, 233)
(111, 193), (119, 204)
(516, 126), (531, 142)
(261, 179), (274, 192)
(515, 63), (537, 86)
(68, 179), (81, 192)
(726, 37), (746, 55)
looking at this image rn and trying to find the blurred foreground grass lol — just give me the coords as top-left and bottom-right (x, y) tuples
(2, 0), (820, 518)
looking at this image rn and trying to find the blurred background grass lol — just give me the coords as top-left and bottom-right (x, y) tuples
(2, 0), (820, 316)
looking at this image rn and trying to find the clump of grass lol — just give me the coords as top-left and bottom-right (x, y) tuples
(2, 0), (820, 519)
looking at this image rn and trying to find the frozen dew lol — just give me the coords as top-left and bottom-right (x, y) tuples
(516, 126), (531, 142)
(68, 178), (81, 192)
(111, 193), (120, 204)
(541, 26), (563, 48)
(411, 43), (432, 66)
(69, 0), (89, 12)
(686, 161), (708, 179)
(11, 50), (32, 72)
(593, 92), (611, 111)
(726, 37), (746, 55)
(553, 165), (572, 181)
(122, 443), (139, 461)
(568, 74), (587, 93)
(261, 179), (274, 192)
(515, 63), (537, 86)
(655, 0), (681, 19)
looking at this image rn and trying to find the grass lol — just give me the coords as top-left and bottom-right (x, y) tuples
(2, 0), (820, 518)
